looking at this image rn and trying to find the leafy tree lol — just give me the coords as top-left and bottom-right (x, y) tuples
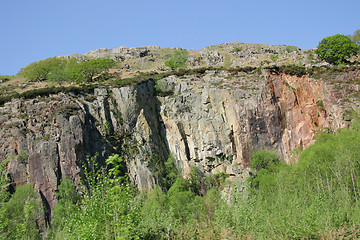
(0, 158), (9, 205)
(48, 177), (80, 239)
(49, 154), (138, 240)
(136, 187), (170, 239)
(0, 184), (41, 240)
(162, 154), (180, 190)
(76, 58), (116, 82)
(20, 57), (116, 83)
(20, 57), (66, 81)
(315, 34), (360, 65)
(165, 50), (188, 69)
(350, 29), (360, 45)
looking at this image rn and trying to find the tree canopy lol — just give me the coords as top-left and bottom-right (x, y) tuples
(315, 34), (360, 65)
(350, 29), (360, 45)
(164, 50), (188, 70)
(20, 57), (116, 83)
(20, 57), (66, 82)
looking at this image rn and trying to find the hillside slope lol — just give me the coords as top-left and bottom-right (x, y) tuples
(0, 43), (359, 232)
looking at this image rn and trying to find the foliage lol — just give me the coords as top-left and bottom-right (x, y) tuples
(316, 99), (325, 111)
(138, 123), (360, 239)
(154, 80), (174, 97)
(162, 154), (180, 190)
(265, 64), (307, 77)
(350, 29), (360, 45)
(20, 57), (67, 82)
(0, 158), (9, 205)
(270, 54), (278, 62)
(0, 184), (41, 240)
(0, 84), (99, 107)
(315, 34), (360, 65)
(3, 118), (360, 239)
(241, 121), (360, 239)
(48, 177), (80, 239)
(286, 46), (297, 53)
(203, 172), (229, 191)
(136, 187), (170, 239)
(19, 57), (115, 83)
(76, 58), (116, 82)
(164, 50), (188, 70)
(250, 149), (279, 171)
(232, 46), (243, 52)
(0, 75), (15, 83)
(49, 154), (138, 240)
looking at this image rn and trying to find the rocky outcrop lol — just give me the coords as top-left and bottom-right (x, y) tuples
(58, 42), (327, 72)
(62, 45), (160, 62)
(1, 68), (359, 222)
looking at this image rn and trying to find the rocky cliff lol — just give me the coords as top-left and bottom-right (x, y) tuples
(1, 44), (360, 230)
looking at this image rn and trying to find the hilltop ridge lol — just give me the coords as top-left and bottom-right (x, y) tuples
(59, 42), (326, 72)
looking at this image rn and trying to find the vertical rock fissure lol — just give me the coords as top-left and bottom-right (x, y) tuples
(55, 143), (62, 187)
(39, 190), (51, 228)
(177, 122), (191, 161)
(229, 126), (237, 159)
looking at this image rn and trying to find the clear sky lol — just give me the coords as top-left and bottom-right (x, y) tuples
(1, 0), (359, 75)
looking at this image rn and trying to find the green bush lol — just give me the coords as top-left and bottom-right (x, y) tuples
(350, 29), (360, 45)
(20, 57), (116, 83)
(47, 119), (360, 239)
(265, 64), (307, 77)
(20, 57), (66, 82)
(48, 177), (80, 239)
(315, 34), (360, 65)
(250, 149), (279, 171)
(0, 184), (41, 239)
(0, 158), (9, 204)
(76, 58), (116, 82)
(163, 154), (180, 190)
(49, 155), (138, 240)
(165, 50), (188, 70)
(232, 46), (243, 52)
(270, 54), (279, 62)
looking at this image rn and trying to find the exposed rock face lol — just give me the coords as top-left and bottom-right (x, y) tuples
(62, 45), (160, 62)
(0, 69), (359, 220)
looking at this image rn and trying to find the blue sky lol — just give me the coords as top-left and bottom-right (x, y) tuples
(1, 0), (359, 75)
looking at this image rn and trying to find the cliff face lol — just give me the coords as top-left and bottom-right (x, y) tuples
(0, 68), (359, 219)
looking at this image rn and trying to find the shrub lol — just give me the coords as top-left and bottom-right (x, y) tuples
(315, 34), (360, 65)
(48, 177), (80, 239)
(250, 149), (279, 171)
(264, 64), (307, 77)
(165, 50), (188, 70)
(20, 57), (66, 82)
(281, 64), (306, 77)
(20, 57), (116, 83)
(0, 184), (41, 239)
(76, 58), (116, 82)
(49, 154), (139, 240)
(350, 29), (360, 45)
(270, 54), (279, 62)
(232, 46), (243, 52)
(163, 154), (180, 190)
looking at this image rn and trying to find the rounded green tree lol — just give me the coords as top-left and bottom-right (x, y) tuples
(315, 34), (360, 65)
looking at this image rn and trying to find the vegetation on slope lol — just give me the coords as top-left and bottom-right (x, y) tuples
(2, 118), (359, 239)
(1, 31), (360, 107)
(315, 34), (360, 65)
(164, 50), (189, 70)
(20, 57), (116, 83)
(1, 33), (360, 238)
